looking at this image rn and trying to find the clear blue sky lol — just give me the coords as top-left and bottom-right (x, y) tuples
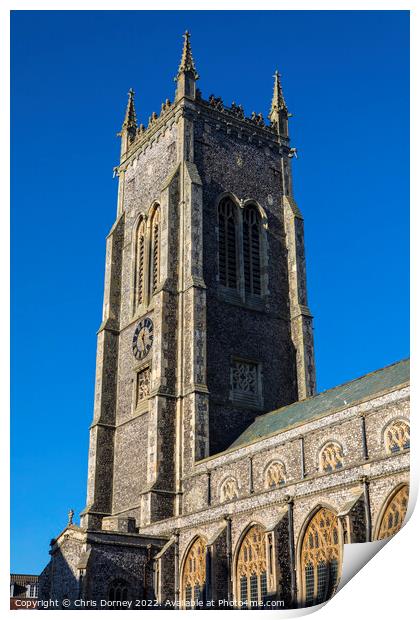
(11, 10), (409, 573)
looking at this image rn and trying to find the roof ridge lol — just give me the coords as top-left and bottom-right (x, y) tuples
(256, 357), (410, 422)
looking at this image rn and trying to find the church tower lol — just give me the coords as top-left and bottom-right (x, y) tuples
(38, 33), (411, 611)
(80, 32), (316, 533)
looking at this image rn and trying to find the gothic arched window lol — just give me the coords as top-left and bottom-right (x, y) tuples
(384, 420), (410, 454)
(182, 537), (206, 608)
(243, 204), (262, 296)
(319, 442), (343, 472)
(237, 525), (268, 607)
(264, 461), (286, 489)
(108, 579), (129, 602)
(135, 218), (146, 306)
(149, 205), (161, 295)
(377, 484), (409, 540)
(218, 197), (238, 289)
(301, 508), (341, 606)
(220, 477), (239, 503)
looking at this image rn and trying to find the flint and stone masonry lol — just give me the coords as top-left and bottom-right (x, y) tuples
(39, 33), (410, 609)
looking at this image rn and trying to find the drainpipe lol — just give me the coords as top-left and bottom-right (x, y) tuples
(249, 457), (254, 494)
(174, 530), (180, 606)
(143, 544), (152, 599)
(286, 496), (297, 606)
(205, 545), (212, 604)
(225, 515), (233, 604)
(360, 476), (372, 541)
(299, 436), (306, 479)
(360, 414), (369, 460)
(207, 470), (211, 505)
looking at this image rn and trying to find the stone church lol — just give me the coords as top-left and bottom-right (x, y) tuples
(39, 32), (410, 609)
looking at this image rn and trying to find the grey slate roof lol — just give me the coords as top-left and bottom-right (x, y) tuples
(229, 359), (409, 450)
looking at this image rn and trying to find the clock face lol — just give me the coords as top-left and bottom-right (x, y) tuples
(132, 317), (154, 361)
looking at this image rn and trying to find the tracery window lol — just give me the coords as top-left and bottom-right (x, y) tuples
(377, 485), (409, 540)
(108, 579), (129, 602)
(220, 477), (239, 503)
(319, 442), (343, 472)
(182, 538), (206, 608)
(237, 525), (268, 607)
(264, 461), (286, 489)
(218, 197), (238, 289)
(135, 219), (146, 306)
(301, 508), (341, 606)
(243, 205), (261, 296)
(150, 206), (161, 295)
(384, 420), (410, 454)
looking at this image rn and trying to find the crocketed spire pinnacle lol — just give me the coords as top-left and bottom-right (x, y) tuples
(269, 70), (288, 119)
(177, 31), (199, 79)
(122, 88), (137, 130)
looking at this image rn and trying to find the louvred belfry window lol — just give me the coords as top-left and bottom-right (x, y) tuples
(150, 206), (160, 294)
(218, 197), (238, 289)
(243, 205), (261, 296)
(136, 219), (146, 306)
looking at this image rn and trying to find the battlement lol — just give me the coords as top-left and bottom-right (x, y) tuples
(119, 32), (290, 164)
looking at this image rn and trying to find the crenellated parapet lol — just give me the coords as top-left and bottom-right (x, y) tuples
(118, 32), (295, 166)
(204, 93), (269, 129)
(122, 98), (175, 154)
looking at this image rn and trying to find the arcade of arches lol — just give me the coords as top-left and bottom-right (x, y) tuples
(178, 484), (409, 608)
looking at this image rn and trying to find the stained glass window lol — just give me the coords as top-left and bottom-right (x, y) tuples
(377, 485), (409, 540)
(237, 525), (268, 608)
(182, 538), (206, 608)
(319, 443), (343, 472)
(384, 420), (410, 454)
(301, 508), (341, 606)
(264, 461), (286, 489)
(220, 477), (239, 503)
